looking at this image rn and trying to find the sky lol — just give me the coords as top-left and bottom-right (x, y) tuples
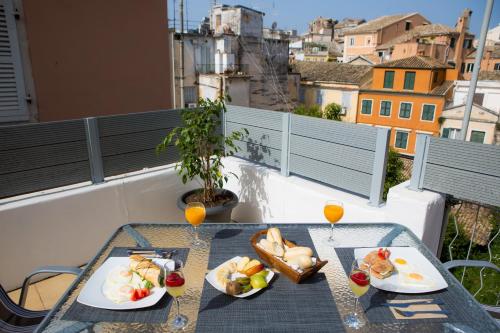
(169, 0), (500, 36)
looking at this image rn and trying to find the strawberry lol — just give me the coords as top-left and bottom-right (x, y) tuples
(166, 272), (185, 287)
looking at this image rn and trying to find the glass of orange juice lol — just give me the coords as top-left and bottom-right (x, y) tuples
(324, 200), (344, 246)
(185, 202), (206, 246)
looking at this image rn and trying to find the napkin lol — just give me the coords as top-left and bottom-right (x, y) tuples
(388, 299), (448, 319)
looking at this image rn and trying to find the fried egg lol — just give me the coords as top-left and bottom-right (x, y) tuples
(399, 271), (433, 288)
(103, 266), (147, 303)
(393, 258), (411, 273)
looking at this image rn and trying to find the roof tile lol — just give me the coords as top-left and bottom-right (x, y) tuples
(374, 56), (451, 69)
(292, 61), (372, 84)
(344, 13), (420, 35)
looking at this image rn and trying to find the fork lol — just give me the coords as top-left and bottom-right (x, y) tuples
(394, 308), (450, 317)
(127, 249), (177, 259)
(381, 299), (444, 308)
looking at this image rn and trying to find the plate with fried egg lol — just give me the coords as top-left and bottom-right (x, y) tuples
(354, 247), (448, 293)
(77, 257), (174, 310)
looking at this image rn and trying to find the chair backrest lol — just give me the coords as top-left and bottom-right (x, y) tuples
(0, 284), (44, 331)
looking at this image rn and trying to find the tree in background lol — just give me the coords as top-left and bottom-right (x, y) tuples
(383, 148), (405, 200)
(323, 103), (342, 121)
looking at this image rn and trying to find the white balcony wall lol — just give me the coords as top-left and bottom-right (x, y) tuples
(0, 157), (444, 290)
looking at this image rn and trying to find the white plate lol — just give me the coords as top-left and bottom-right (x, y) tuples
(353, 247), (448, 294)
(77, 257), (174, 310)
(205, 256), (274, 298)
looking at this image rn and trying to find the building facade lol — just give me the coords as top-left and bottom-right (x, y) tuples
(1, 0), (173, 123)
(357, 56), (454, 155)
(462, 45), (500, 80)
(293, 61), (372, 123)
(343, 13), (430, 63)
(486, 23), (500, 46)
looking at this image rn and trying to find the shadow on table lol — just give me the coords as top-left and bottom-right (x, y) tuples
(213, 229), (243, 239)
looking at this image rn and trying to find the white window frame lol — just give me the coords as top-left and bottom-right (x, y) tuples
(349, 37), (355, 46)
(420, 103), (436, 122)
(360, 99), (373, 115)
(394, 129), (410, 150)
(379, 100), (392, 117)
(398, 101), (413, 120)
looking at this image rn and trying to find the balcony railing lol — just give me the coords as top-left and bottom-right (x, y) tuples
(196, 63), (249, 75)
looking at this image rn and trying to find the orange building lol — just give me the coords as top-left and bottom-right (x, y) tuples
(357, 56), (455, 155)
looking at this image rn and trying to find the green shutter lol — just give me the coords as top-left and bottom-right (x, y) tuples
(380, 101), (391, 116)
(404, 72), (415, 90)
(383, 71), (394, 88)
(470, 131), (485, 143)
(395, 131), (408, 149)
(422, 104), (435, 121)
(442, 128), (450, 138)
(361, 100), (372, 114)
(399, 103), (412, 118)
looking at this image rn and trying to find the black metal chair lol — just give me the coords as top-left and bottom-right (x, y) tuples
(443, 260), (500, 320)
(1, 266), (82, 333)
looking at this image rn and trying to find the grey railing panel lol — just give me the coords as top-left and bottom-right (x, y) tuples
(98, 109), (183, 137)
(289, 154), (372, 196)
(226, 106), (283, 168)
(226, 122), (282, 150)
(426, 138), (500, 178)
(0, 120), (86, 150)
(97, 110), (183, 177)
(290, 114), (378, 151)
(423, 163), (500, 208)
(226, 105), (283, 131)
(232, 140), (281, 168)
(0, 162), (90, 198)
(290, 135), (374, 174)
(0, 119), (90, 198)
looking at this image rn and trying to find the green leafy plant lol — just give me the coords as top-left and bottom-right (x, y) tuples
(323, 103), (343, 121)
(383, 148), (405, 200)
(156, 96), (247, 204)
(294, 104), (322, 118)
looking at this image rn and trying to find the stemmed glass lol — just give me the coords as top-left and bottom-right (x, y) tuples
(164, 260), (188, 330)
(344, 259), (370, 329)
(185, 202), (206, 246)
(323, 200), (344, 246)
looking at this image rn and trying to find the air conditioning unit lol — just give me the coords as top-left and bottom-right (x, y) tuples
(340, 107), (347, 115)
(187, 103), (197, 108)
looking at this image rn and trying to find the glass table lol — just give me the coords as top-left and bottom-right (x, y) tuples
(36, 223), (499, 332)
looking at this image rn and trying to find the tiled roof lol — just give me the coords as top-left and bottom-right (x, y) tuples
(478, 71), (500, 80)
(377, 24), (457, 50)
(292, 61), (372, 84)
(431, 80), (454, 95)
(374, 56), (451, 69)
(344, 13), (420, 35)
(466, 44), (500, 59)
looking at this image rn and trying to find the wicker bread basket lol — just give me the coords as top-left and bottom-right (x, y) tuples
(250, 229), (328, 283)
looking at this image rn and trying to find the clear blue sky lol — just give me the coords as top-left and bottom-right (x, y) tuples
(169, 0), (500, 36)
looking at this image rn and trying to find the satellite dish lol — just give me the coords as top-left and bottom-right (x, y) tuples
(271, 21), (277, 30)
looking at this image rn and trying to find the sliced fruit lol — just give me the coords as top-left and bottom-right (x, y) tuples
(226, 281), (243, 295)
(250, 275), (268, 289)
(236, 257), (250, 273)
(241, 283), (252, 293)
(243, 259), (261, 272)
(235, 277), (251, 285)
(252, 269), (269, 278)
(350, 272), (370, 286)
(244, 263), (264, 276)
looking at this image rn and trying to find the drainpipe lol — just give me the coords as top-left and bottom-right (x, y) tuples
(460, 0), (494, 141)
(179, 0), (185, 108)
(170, 30), (177, 108)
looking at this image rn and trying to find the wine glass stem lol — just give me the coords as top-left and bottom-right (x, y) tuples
(353, 297), (359, 316)
(330, 224), (334, 241)
(194, 226), (199, 242)
(176, 297), (181, 317)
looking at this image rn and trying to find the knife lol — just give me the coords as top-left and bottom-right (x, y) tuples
(380, 299), (444, 308)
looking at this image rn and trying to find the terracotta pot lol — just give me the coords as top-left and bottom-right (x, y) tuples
(177, 188), (239, 223)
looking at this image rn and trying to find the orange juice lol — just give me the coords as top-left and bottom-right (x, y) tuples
(185, 206), (206, 226)
(324, 205), (344, 224)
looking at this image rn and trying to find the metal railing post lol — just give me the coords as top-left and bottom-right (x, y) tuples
(368, 127), (390, 206)
(84, 117), (105, 184)
(409, 134), (430, 191)
(280, 112), (291, 177)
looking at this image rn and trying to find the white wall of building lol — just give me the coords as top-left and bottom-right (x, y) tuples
(453, 80), (500, 113)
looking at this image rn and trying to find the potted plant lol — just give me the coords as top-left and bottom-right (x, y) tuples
(156, 96), (247, 222)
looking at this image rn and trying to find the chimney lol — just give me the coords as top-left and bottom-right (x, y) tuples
(453, 8), (472, 77)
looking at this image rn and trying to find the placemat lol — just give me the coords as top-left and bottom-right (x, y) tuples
(195, 227), (346, 333)
(334, 248), (475, 324)
(62, 247), (189, 323)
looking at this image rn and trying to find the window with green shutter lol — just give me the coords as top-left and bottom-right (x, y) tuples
(404, 71), (416, 90)
(399, 102), (412, 118)
(383, 71), (394, 88)
(470, 131), (485, 144)
(421, 104), (435, 121)
(380, 101), (391, 116)
(361, 100), (372, 115)
(395, 131), (409, 149)
(442, 128), (450, 138)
